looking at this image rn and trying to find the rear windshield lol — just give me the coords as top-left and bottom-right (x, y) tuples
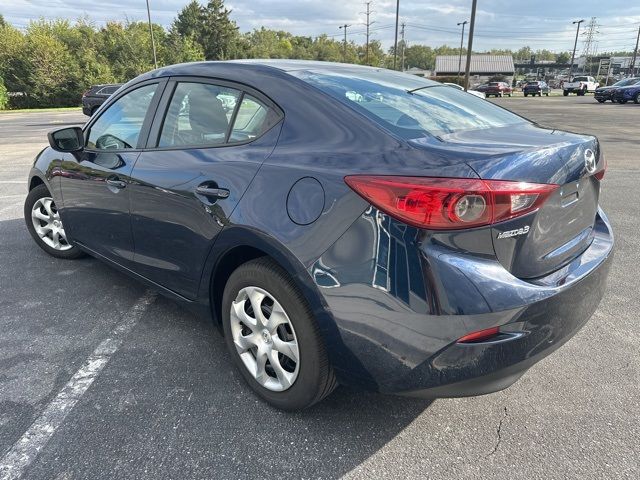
(573, 76), (588, 82)
(291, 68), (526, 138)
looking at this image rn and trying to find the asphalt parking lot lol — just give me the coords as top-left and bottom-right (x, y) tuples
(0, 97), (638, 479)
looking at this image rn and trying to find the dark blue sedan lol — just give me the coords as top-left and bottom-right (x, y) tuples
(611, 80), (640, 104)
(26, 61), (613, 410)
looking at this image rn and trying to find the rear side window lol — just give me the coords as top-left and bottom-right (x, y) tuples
(229, 94), (281, 143)
(292, 69), (525, 139)
(159, 82), (240, 148)
(158, 82), (280, 148)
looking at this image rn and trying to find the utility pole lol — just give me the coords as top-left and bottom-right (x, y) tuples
(339, 24), (351, 63)
(569, 19), (584, 80)
(145, 0), (158, 69)
(400, 22), (406, 71)
(457, 20), (468, 81)
(361, 2), (375, 65)
(463, 0), (477, 91)
(629, 26), (640, 77)
(393, 0), (400, 70)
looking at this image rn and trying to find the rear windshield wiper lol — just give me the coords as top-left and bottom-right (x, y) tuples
(406, 85), (439, 95)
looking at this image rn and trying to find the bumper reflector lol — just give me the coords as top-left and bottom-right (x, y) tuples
(457, 326), (500, 344)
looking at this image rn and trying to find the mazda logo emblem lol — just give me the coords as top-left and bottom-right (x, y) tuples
(584, 149), (597, 174)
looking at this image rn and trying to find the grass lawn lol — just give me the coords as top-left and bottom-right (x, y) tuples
(0, 106), (82, 114)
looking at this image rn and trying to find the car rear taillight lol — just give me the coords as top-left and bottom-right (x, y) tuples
(594, 156), (606, 181)
(344, 176), (558, 230)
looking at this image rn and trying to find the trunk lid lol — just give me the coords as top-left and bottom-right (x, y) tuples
(409, 123), (602, 279)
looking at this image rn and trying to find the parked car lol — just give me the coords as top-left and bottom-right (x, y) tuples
(563, 76), (598, 96)
(81, 84), (123, 116)
(523, 81), (550, 97)
(484, 81), (513, 97)
(28, 61), (612, 410)
(611, 81), (640, 104)
(443, 82), (486, 99)
(594, 78), (640, 102)
(474, 83), (490, 93)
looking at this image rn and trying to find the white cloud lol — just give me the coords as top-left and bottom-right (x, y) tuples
(2, 0), (639, 52)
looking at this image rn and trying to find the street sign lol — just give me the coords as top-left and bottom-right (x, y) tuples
(597, 58), (611, 77)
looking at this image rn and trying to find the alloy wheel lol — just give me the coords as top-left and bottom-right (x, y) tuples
(229, 286), (300, 392)
(31, 197), (72, 251)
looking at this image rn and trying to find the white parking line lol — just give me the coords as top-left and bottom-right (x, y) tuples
(0, 291), (156, 480)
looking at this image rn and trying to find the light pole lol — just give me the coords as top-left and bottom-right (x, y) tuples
(457, 20), (468, 81)
(569, 19), (584, 80)
(629, 26), (640, 77)
(393, 0), (400, 69)
(339, 24), (351, 63)
(145, 0), (158, 69)
(463, 0), (477, 91)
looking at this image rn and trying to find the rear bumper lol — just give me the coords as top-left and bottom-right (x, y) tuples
(314, 208), (614, 397)
(398, 233), (613, 398)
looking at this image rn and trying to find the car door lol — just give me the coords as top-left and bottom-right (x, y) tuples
(59, 80), (165, 265)
(128, 78), (283, 298)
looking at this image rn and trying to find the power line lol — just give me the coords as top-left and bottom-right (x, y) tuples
(400, 21), (406, 71)
(360, 2), (376, 65)
(338, 24), (352, 62)
(581, 17), (600, 74)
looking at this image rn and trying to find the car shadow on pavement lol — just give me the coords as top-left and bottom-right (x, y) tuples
(1, 218), (433, 480)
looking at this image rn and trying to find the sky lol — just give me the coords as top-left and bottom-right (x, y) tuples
(2, 0), (640, 53)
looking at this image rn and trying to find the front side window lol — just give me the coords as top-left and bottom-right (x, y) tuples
(159, 82), (240, 148)
(292, 69), (526, 139)
(87, 84), (158, 150)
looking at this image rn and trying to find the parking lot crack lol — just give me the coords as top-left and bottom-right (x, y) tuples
(487, 406), (508, 457)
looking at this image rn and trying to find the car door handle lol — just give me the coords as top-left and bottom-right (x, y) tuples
(106, 178), (126, 189)
(195, 186), (230, 199)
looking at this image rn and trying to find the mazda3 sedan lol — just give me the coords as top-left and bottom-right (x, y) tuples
(25, 61), (613, 410)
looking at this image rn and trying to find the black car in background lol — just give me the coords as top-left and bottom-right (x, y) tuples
(81, 84), (122, 116)
(594, 78), (640, 103)
(523, 81), (550, 97)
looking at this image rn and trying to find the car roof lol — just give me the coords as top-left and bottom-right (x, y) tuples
(140, 60), (394, 81)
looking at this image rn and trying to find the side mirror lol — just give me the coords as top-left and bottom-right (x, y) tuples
(48, 127), (84, 152)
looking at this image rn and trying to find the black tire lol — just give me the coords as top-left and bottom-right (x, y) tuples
(524, 93), (528, 97)
(596, 98), (605, 103)
(620, 99), (628, 104)
(563, 90), (569, 96)
(221, 257), (336, 410)
(634, 93), (640, 104)
(24, 184), (85, 259)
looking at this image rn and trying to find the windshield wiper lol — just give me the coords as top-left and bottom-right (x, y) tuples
(406, 85), (438, 95)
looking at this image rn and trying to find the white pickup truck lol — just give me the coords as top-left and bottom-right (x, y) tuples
(563, 76), (599, 96)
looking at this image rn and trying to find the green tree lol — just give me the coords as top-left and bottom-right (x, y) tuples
(173, 0), (203, 39)
(403, 45), (435, 70)
(201, 0), (240, 59)
(0, 76), (8, 110)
